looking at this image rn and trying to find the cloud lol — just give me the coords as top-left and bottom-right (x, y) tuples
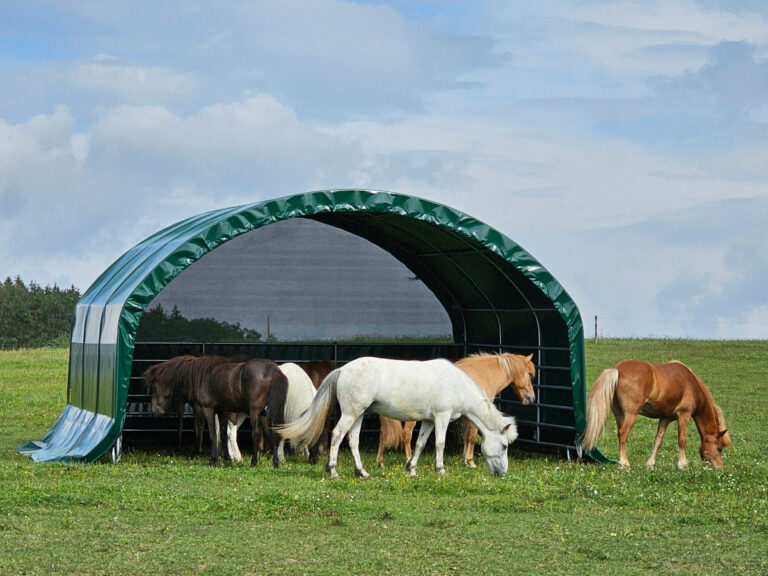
(0, 96), (365, 288)
(650, 41), (768, 119)
(2, 1), (768, 338)
(70, 62), (192, 100)
(574, 197), (768, 338)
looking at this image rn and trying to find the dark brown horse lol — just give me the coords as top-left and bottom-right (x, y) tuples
(582, 360), (730, 469)
(146, 355), (288, 467)
(143, 355), (229, 453)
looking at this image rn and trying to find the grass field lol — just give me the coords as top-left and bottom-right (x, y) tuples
(0, 341), (766, 575)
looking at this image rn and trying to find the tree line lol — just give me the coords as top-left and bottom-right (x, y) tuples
(0, 276), (81, 348)
(0, 276), (267, 348)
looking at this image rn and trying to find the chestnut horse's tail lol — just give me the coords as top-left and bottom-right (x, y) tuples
(277, 368), (340, 451)
(581, 368), (619, 451)
(380, 416), (405, 450)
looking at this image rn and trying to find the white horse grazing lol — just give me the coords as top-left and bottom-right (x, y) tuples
(225, 362), (317, 463)
(278, 356), (518, 479)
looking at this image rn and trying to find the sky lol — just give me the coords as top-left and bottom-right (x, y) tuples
(1, 0), (767, 339)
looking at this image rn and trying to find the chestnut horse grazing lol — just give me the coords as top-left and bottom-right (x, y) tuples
(582, 360), (730, 469)
(279, 357), (518, 479)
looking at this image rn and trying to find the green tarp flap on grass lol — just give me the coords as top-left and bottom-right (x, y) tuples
(19, 189), (598, 463)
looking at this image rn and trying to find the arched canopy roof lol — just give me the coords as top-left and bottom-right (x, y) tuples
(19, 190), (591, 463)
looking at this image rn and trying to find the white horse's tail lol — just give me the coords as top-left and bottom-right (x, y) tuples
(581, 368), (619, 451)
(277, 368), (340, 451)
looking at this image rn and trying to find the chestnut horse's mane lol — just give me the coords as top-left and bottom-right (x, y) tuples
(670, 360), (729, 440)
(463, 352), (536, 381)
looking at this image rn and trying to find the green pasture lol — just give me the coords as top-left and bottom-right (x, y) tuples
(0, 341), (766, 575)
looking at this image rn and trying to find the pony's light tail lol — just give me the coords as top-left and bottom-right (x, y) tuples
(581, 368), (619, 451)
(379, 416), (405, 450)
(277, 368), (340, 451)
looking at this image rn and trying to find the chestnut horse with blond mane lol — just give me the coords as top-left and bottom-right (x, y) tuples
(582, 360), (730, 469)
(375, 352), (536, 468)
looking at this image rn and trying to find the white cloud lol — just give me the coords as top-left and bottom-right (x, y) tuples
(2, 1), (768, 338)
(70, 62), (192, 99)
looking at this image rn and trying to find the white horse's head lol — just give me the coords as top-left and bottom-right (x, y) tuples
(480, 418), (518, 477)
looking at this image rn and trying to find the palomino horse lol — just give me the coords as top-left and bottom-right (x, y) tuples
(147, 356), (288, 467)
(582, 360), (730, 469)
(375, 352), (536, 468)
(456, 352), (535, 467)
(279, 357), (518, 479)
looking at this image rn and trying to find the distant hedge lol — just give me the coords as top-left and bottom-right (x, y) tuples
(0, 276), (80, 348)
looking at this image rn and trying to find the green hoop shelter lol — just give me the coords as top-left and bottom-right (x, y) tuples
(19, 190), (600, 463)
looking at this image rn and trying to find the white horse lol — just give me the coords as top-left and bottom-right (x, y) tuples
(278, 356), (518, 479)
(225, 362), (317, 463)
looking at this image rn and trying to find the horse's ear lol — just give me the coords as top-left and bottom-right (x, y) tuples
(525, 354), (533, 362)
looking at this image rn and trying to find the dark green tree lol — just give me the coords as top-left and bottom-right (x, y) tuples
(0, 276), (80, 348)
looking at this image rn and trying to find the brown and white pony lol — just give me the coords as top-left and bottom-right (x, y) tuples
(375, 352), (536, 469)
(146, 355), (288, 467)
(582, 360), (730, 469)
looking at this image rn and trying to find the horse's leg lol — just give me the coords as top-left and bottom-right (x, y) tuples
(277, 437), (285, 463)
(202, 407), (218, 466)
(407, 421), (434, 478)
(676, 412), (691, 469)
(194, 406), (205, 457)
(462, 419), (478, 468)
(433, 414), (451, 477)
(403, 421), (415, 464)
(230, 413), (246, 462)
(176, 400), (185, 451)
(308, 441), (320, 465)
(227, 414), (243, 463)
(376, 420), (386, 468)
(615, 409), (637, 469)
(327, 412), (358, 479)
(249, 407), (264, 467)
(347, 415), (370, 479)
(645, 417), (671, 469)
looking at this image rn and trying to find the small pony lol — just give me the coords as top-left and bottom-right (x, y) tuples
(146, 355), (288, 467)
(582, 360), (730, 469)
